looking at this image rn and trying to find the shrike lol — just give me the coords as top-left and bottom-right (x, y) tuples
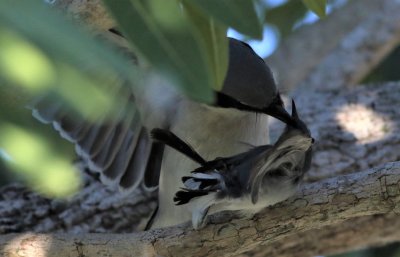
(32, 37), (286, 229)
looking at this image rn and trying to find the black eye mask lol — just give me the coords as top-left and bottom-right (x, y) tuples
(213, 91), (293, 126)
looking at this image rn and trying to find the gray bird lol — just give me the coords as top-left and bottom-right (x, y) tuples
(31, 37), (286, 229)
(151, 100), (313, 229)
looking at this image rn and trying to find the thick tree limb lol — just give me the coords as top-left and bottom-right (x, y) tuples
(267, 0), (400, 92)
(0, 171), (156, 234)
(270, 81), (400, 182)
(294, 1), (400, 92)
(250, 214), (400, 257)
(1, 162), (400, 257)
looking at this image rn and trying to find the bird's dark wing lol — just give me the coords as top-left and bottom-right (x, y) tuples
(30, 90), (162, 193)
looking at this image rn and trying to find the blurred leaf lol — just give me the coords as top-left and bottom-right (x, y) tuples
(0, 0), (138, 86)
(265, 1), (308, 38)
(0, 28), (55, 91)
(0, 123), (80, 197)
(302, 0), (327, 18)
(189, 0), (263, 39)
(183, 2), (229, 91)
(0, 27), (125, 123)
(0, 0), (141, 196)
(102, 0), (214, 103)
(0, 0), (139, 123)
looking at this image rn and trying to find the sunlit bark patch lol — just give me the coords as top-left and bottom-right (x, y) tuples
(335, 104), (392, 144)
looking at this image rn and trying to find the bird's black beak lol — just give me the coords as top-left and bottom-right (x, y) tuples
(261, 93), (293, 125)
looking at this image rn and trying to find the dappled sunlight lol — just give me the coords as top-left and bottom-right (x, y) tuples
(4, 233), (52, 257)
(149, 1), (186, 30)
(55, 64), (120, 122)
(0, 123), (81, 198)
(335, 103), (393, 144)
(0, 27), (55, 91)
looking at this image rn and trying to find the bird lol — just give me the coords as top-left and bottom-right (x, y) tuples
(31, 37), (288, 229)
(151, 100), (313, 229)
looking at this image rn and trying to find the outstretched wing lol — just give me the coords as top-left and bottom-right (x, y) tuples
(31, 90), (164, 193)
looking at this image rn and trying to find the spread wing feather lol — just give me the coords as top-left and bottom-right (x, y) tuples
(30, 92), (162, 193)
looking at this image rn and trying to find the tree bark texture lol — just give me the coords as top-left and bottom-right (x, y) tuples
(1, 162), (400, 257)
(267, 0), (400, 92)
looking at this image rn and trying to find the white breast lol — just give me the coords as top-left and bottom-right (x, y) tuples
(151, 99), (270, 228)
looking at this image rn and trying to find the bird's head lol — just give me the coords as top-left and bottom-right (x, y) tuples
(276, 100), (313, 147)
(218, 38), (278, 108)
(214, 38), (294, 124)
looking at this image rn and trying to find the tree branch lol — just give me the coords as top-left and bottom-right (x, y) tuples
(294, 1), (400, 92)
(249, 213), (400, 257)
(267, 0), (400, 92)
(2, 162), (400, 257)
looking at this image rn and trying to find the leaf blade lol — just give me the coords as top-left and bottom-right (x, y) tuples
(189, 0), (263, 39)
(302, 0), (327, 18)
(102, 0), (214, 102)
(183, 2), (229, 91)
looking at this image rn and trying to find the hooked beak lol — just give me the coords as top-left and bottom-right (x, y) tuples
(261, 93), (293, 125)
(214, 91), (294, 127)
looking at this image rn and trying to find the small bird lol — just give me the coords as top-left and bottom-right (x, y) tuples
(151, 100), (313, 229)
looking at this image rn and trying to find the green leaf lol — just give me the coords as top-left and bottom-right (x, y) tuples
(265, 1), (308, 38)
(0, 0), (138, 86)
(0, 0), (142, 197)
(183, 2), (229, 91)
(102, 0), (214, 103)
(189, 0), (263, 39)
(0, 0), (139, 122)
(0, 123), (80, 198)
(302, 0), (327, 18)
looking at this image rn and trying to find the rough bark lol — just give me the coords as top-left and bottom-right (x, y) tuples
(0, 170), (156, 234)
(267, 0), (400, 92)
(294, 0), (400, 93)
(1, 162), (400, 257)
(250, 213), (400, 257)
(271, 81), (400, 182)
